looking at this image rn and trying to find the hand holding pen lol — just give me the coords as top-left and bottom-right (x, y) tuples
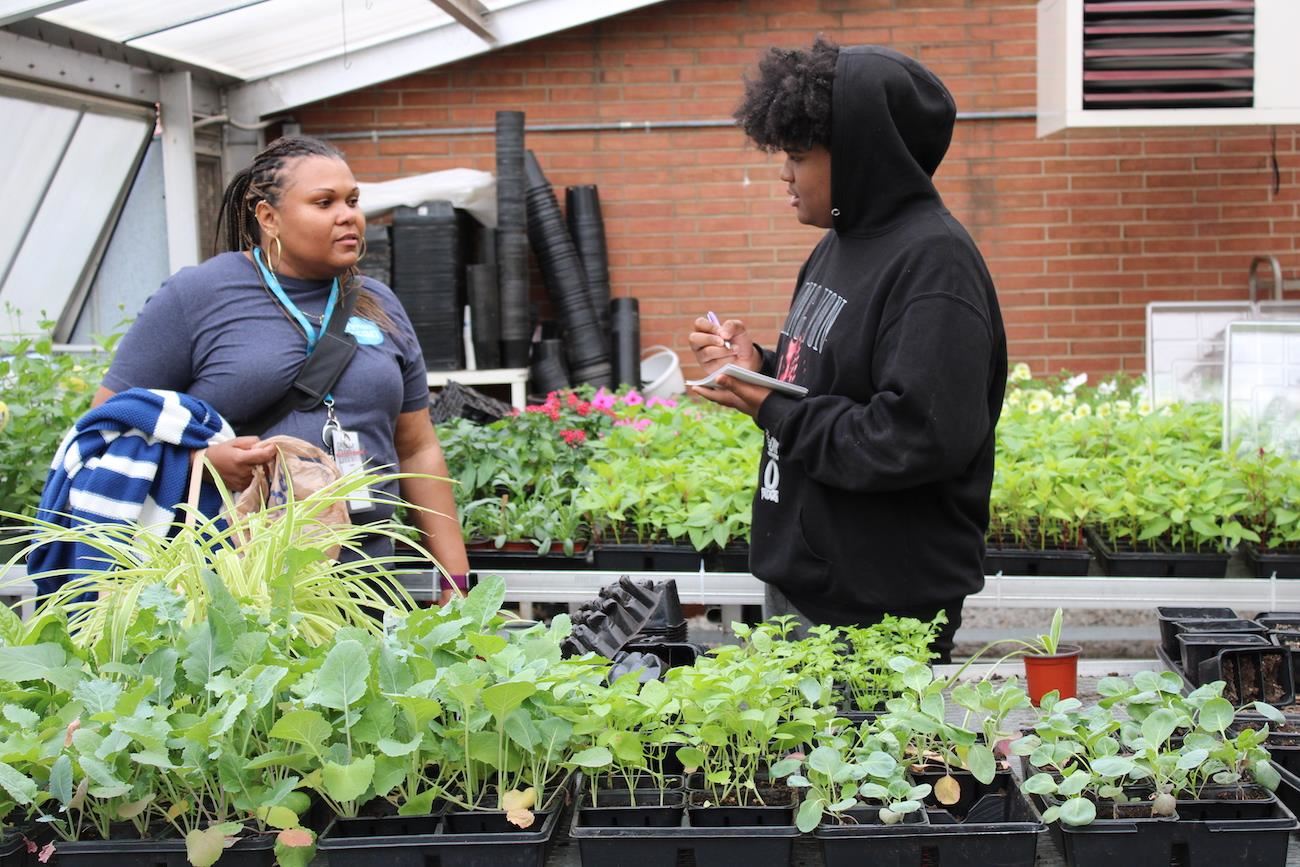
(707, 311), (733, 350)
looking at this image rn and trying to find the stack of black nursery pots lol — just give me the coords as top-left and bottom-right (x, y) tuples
(391, 202), (465, 370)
(496, 110), (532, 369)
(523, 150), (612, 389)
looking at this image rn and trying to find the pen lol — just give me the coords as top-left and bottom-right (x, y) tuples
(706, 311), (733, 350)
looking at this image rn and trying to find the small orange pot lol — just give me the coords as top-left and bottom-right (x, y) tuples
(1023, 644), (1082, 705)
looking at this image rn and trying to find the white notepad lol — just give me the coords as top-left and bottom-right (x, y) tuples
(686, 363), (809, 398)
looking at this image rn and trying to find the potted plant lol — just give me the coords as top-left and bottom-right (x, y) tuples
(1004, 608), (1081, 705)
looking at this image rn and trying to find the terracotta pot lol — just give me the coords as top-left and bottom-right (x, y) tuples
(1023, 643), (1082, 705)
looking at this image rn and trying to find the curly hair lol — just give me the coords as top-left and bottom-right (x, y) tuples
(734, 36), (839, 153)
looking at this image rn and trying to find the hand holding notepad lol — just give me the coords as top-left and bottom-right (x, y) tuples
(686, 363), (809, 398)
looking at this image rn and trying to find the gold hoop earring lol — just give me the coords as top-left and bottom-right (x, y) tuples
(265, 236), (283, 272)
(356, 234), (367, 264)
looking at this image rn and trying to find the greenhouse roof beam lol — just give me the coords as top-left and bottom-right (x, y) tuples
(0, 28), (159, 105)
(0, 1), (81, 28)
(429, 0), (495, 44)
(227, 0), (668, 119)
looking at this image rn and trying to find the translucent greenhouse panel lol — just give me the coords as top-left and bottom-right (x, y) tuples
(1146, 301), (1255, 407)
(1223, 321), (1300, 459)
(0, 101), (151, 336)
(0, 96), (78, 285)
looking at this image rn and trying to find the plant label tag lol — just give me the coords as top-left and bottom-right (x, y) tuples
(330, 428), (373, 512)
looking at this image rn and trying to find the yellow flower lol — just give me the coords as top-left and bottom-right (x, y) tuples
(1010, 362), (1032, 383)
(1115, 400), (1132, 417)
(1137, 399), (1153, 416)
(1050, 396), (1065, 412)
(1026, 399), (1045, 415)
(1058, 410), (1076, 424)
(1097, 403), (1112, 418)
(1076, 403), (1092, 418)
(0, 400), (8, 433)
(1007, 390), (1023, 406)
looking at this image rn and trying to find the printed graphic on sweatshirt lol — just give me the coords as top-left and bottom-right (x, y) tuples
(776, 280), (847, 383)
(760, 432), (781, 503)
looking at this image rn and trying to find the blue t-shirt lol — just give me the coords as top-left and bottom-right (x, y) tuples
(104, 251), (430, 556)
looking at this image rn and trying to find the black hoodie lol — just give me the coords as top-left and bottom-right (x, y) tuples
(750, 46), (1007, 622)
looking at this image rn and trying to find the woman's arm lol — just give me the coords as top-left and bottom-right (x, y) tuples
(394, 408), (470, 606)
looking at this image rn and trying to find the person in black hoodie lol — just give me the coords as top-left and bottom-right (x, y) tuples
(688, 39), (1007, 663)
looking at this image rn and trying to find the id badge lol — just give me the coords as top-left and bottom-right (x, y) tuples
(329, 428), (373, 512)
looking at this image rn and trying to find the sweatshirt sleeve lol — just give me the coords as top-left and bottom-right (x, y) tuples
(754, 291), (996, 493)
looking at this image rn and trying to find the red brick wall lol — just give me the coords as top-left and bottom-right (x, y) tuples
(297, 0), (1300, 381)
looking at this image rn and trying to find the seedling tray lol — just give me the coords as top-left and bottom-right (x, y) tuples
(816, 785), (1045, 867)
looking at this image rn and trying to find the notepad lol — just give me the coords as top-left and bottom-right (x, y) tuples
(686, 364), (809, 398)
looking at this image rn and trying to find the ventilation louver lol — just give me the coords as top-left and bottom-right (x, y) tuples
(1083, 0), (1255, 110)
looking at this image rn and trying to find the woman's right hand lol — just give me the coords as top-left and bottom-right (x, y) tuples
(688, 315), (761, 373)
(198, 436), (279, 492)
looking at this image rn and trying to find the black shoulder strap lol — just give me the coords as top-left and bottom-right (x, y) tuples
(237, 287), (360, 437)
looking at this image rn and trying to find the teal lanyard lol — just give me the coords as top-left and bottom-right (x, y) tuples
(252, 247), (340, 352)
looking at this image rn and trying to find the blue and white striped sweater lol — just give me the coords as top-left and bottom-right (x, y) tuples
(28, 388), (234, 595)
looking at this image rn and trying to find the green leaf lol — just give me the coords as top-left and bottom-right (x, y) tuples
(1253, 702), (1287, 725)
(570, 746), (613, 769)
(966, 744), (996, 785)
(49, 754), (72, 806)
(1199, 697), (1234, 734)
(796, 797), (825, 833)
(1140, 709), (1180, 746)
(0, 643), (66, 682)
(322, 756), (375, 804)
(186, 826), (228, 867)
(482, 681), (536, 722)
(377, 735), (422, 758)
(256, 805), (301, 830)
(273, 826), (315, 867)
(0, 761), (36, 805)
(269, 709), (332, 751)
(466, 633), (508, 659)
(307, 640), (371, 713)
(1022, 773), (1057, 795)
(2, 704), (38, 729)
(1059, 797), (1097, 827)
(398, 790), (438, 816)
(1254, 759), (1281, 792)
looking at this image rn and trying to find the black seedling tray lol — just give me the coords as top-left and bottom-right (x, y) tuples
(1157, 606), (1237, 658)
(816, 784), (1045, 867)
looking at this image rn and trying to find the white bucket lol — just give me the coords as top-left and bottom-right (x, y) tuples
(640, 345), (685, 399)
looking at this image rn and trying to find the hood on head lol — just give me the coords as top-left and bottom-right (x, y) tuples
(831, 46), (956, 236)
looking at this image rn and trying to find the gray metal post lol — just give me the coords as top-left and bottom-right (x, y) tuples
(159, 71), (199, 271)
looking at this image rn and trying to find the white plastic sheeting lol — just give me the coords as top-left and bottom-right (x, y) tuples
(359, 168), (497, 228)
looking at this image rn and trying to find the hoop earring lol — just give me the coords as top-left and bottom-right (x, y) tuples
(356, 234), (367, 264)
(264, 236), (283, 272)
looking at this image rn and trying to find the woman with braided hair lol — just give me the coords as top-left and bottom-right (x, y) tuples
(90, 135), (469, 604)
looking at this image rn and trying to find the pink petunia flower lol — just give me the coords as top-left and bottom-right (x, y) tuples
(622, 389), (644, 407)
(591, 388), (617, 411)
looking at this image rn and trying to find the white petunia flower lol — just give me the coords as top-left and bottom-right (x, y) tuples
(1098, 379), (1117, 396)
(1010, 362), (1032, 382)
(1027, 399), (1045, 415)
(1061, 373), (1088, 394)
(1076, 403), (1093, 417)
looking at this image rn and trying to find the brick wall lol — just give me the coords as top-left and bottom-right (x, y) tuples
(297, 0), (1300, 381)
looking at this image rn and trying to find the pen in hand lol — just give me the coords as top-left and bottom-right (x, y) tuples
(706, 311), (733, 351)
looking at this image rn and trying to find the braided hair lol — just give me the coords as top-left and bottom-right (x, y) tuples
(734, 36), (839, 154)
(215, 135), (393, 331)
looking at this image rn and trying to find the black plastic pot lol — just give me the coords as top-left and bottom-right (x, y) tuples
(466, 543), (591, 571)
(0, 831), (27, 867)
(705, 541), (750, 573)
(983, 545), (1092, 576)
(47, 832), (275, 867)
(1175, 785), (1279, 821)
(467, 262), (501, 369)
(1197, 645), (1295, 706)
(1177, 632), (1271, 679)
(1255, 612), (1300, 630)
(686, 802), (795, 828)
(1241, 542), (1300, 579)
(609, 297), (640, 389)
(914, 767), (1016, 821)
(576, 790), (685, 827)
(1171, 619), (1268, 669)
(565, 184), (612, 332)
(818, 788), (1045, 867)
(1157, 606), (1237, 658)
(623, 641), (701, 669)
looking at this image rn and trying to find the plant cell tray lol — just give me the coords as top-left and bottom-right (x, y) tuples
(815, 784), (1046, 867)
